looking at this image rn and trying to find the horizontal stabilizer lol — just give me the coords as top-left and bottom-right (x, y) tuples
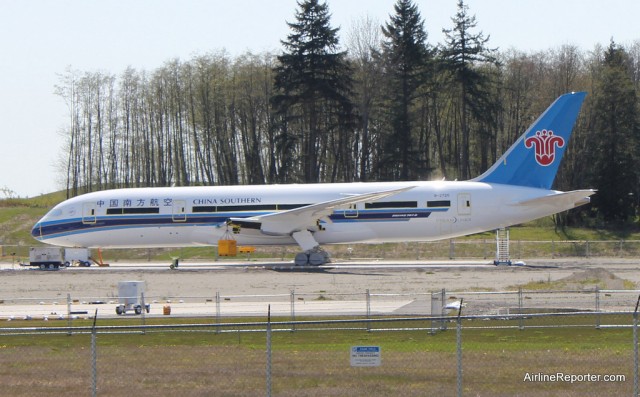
(511, 189), (595, 209)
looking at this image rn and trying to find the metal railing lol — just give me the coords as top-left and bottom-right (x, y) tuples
(0, 310), (638, 396)
(3, 288), (640, 326)
(5, 239), (640, 262)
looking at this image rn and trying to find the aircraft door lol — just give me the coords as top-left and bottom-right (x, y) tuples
(457, 193), (471, 215)
(172, 200), (187, 222)
(82, 203), (97, 224)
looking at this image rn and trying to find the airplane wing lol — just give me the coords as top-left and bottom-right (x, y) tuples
(229, 186), (415, 236)
(510, 189), (596, 209)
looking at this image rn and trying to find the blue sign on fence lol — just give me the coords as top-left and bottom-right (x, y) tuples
(350, 346), (381, 367)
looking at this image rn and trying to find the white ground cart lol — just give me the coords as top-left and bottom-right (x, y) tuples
(115, 281), (150, 315)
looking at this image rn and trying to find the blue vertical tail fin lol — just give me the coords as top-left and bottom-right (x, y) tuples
(474, 91), (587, 189)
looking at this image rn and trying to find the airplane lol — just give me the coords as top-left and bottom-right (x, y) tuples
(32, 91), (594, 266)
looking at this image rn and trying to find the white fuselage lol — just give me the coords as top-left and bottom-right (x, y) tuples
(32, 92), (593, 254)
(32, 181), (578, 249)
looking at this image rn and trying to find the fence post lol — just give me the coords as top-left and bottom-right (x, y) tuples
(595, 287), (600, 329)
(141, 292), (146, 334)
(216, 291), (221, 334)
(619, 240), (623, 256)
(290, 290), (296, 332)
(266, 305), (272, 397)
(518, 288), (524, 330)
(634, 295), (639, 397)
(586, 240), (590, 257)
(91, 309), (98, 397)
(456, 299), (463, 397)
(366, 289), (371, 332)
(67, 293), (72, 336)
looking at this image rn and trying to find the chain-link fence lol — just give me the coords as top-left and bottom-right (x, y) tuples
(5, 240), (640, 263)
(0, 311), (638, 396)
(2, 287), (640, 321)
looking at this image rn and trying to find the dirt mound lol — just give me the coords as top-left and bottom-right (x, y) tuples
(560, 268), (628, 290)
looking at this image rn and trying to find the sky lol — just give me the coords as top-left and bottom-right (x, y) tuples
(1, 0), (639, 198)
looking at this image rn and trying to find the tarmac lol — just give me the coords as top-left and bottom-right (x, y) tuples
(0, 257), (639, 320)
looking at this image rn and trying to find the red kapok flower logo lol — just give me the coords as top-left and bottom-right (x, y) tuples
(524, 130), (565, 166)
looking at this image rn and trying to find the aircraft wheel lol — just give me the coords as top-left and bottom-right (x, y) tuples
(308, 251), (326, 266)
(294, 253), (309, 266)
(116, 306), (123, 315)
(134, 305), (142, 315)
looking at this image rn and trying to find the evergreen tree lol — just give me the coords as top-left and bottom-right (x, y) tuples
(378, 0), (431, 180)
(589, 41), (639, 223)
(441, 0), (497, 179)
(272, 0), (355, 183)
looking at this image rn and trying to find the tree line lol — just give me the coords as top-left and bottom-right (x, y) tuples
(55, 0), (640, 225)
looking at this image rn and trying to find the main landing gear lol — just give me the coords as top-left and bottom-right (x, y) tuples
(294, 248), (331, 266)
(226, 221), (332, 266)
(292, 230), (331, 266)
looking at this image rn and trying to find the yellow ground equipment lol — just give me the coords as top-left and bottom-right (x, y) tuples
(238, 246), (255, 254)
(218, 239), (237, 256)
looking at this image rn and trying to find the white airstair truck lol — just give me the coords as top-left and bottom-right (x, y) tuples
(115, 281), (150, 315)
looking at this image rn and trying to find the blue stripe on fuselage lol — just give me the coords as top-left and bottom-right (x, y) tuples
(34, 208), (446, 240)
(329, 208), (436, 222)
